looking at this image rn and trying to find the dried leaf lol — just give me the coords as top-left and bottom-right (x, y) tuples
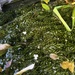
(0, 44), (11, 56)
(0, 44), (10, 50)
(60, 61), (74, 73)
(65, 0), (69, 3)
(60, 61), (69, 69)
(68, 62), (74, 73)
(50, 53), (59, 60)
(15, 63), (35, 75)
(4, 59), (12, 69)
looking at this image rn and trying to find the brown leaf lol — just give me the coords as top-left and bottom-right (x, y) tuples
(65, 0), (69, 3)
(65, 0), (74, 3)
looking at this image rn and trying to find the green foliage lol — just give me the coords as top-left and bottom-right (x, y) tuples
(41, 0), (50, 11)
(41, 3), (50, 11)
(41, 0), (75, 31)
(53, 4), (75, 31)
(1, 0), (75, 74)
(72, 7), (75, 29)
(53, 6), (71, 32)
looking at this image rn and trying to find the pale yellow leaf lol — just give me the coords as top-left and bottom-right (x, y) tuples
(68, 62), (74, 73)
(60, 61), (69, 69)
(60, 61), (74, 73)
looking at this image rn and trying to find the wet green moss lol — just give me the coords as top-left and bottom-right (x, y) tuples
(0, 0), (75, 75)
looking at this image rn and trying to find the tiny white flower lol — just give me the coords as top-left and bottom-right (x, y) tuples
(34, 54), (38, 60)
(37, 45), (40, 49)
(22, 31), (26, 35)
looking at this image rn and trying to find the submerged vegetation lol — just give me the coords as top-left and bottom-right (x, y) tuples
(0, 0), (75, 75)
(41, 0), (75, 31)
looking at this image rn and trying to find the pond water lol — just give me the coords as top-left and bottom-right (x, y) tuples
(0, 0), (75, 75)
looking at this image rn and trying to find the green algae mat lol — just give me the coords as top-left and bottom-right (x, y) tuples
(0, 0), (75, 75)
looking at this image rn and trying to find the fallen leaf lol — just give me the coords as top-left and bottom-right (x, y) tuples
(4, 59), (12, 70)
(0, 44), (10, 50)
(60, 61), (69, 69)
(60, 61), (74, 73)
(15, 63), (35, 75)
(0, 44), (11, 56)
(68, 62), (74, 73)
(50, 53), (59, 60)
(65, 0), (74, 3)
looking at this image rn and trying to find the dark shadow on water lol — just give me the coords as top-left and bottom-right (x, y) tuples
(2, 0), (40, 12)
(0, 0), (40, 26)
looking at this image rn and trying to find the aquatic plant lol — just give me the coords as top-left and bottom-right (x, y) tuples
(41, 0), (75, 31)
(41, 0), (50, 11)
(1, 0), (75, 74)
(53, 0), (75, 31)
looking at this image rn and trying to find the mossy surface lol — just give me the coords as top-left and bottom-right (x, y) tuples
(0, 0), (75, 75)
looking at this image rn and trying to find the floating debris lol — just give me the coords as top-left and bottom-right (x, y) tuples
(0, 44), (11, 56)
(14, 63), (35, 75)
(50, 53), (59, 60)
(60, 61), (74, 73)
(3, 59), (12, 71)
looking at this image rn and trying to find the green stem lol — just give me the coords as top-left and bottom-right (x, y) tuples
(53, 7), (71, 31)
(72, 7), (75, 29)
